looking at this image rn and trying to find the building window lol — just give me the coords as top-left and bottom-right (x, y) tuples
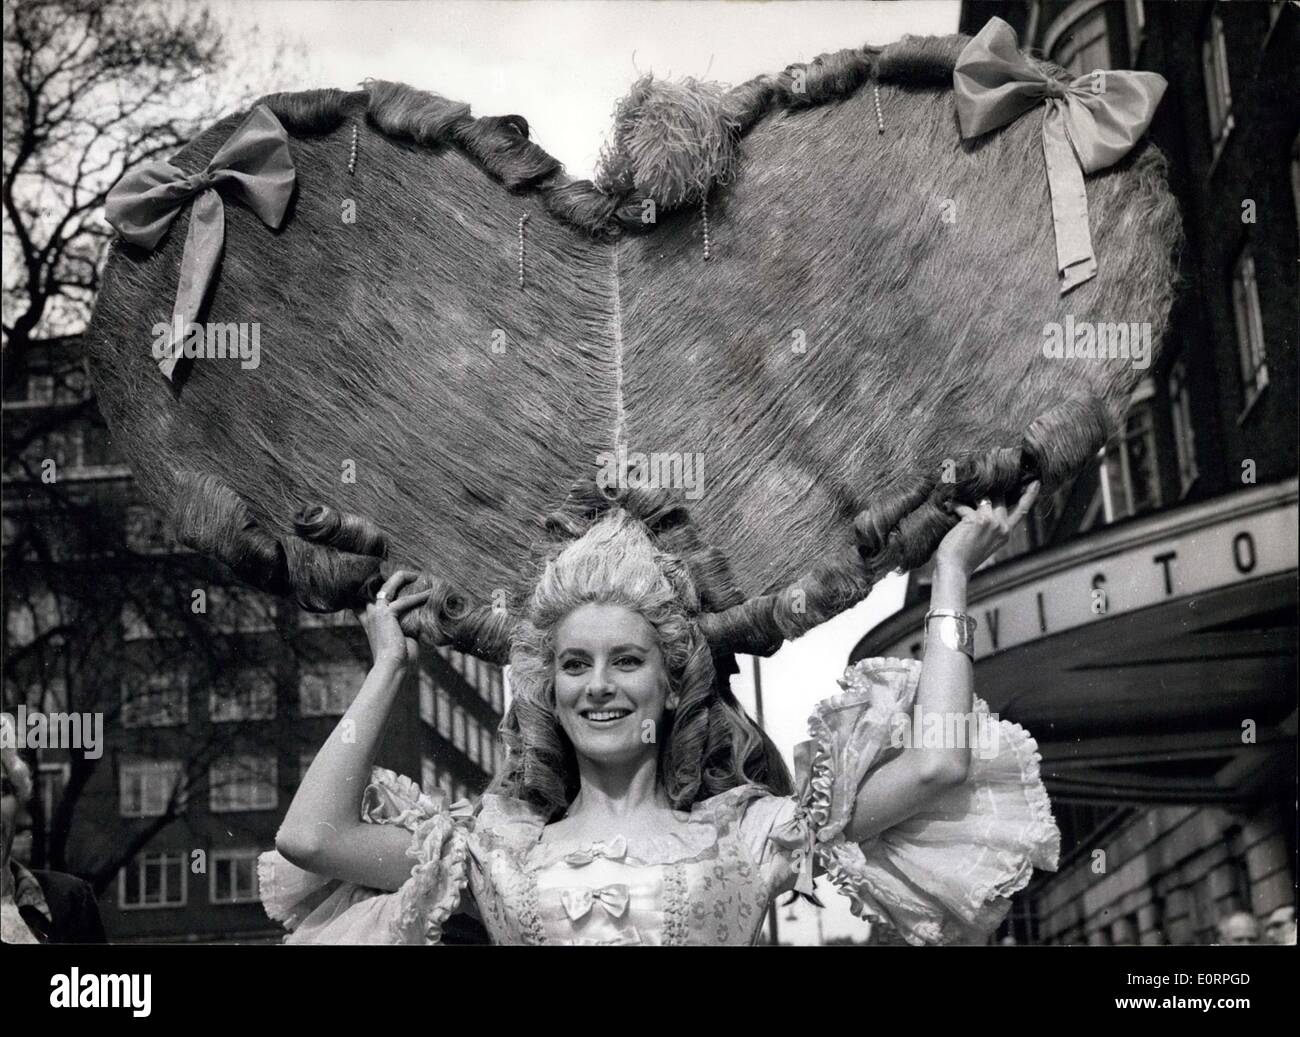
(1168, 359), (1199, 496)
(449, 649), (464, 676)
(119, 760), (185, 818)
(452, 705), (467, 752)
(436, 689), (453, 739)
(299, 663), (361, 717)
(298, 752), (315, 785)
(1099, 381), (1162, 521)
(122, 671), (189, 728)
(1231, 248), (1269, 413)
(466, 715), (480, 764)
(210, 849), (261, 905)
(480, 727), (495, 772)
(489, 669), (504, 713)
(419, 669), (436, 726)
(119, 851), (187, 909)
(1053, 8), (1112, 75)
(422, 755), (437, 794)
(203, 586), (277, 634)
(209, 755), (277, 812)
(1202, 9), (1234, 156)
(5, 589), (62, 647)
(210, 670), (276, 722)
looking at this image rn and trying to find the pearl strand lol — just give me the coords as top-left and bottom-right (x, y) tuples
(517, 213), (529, 288)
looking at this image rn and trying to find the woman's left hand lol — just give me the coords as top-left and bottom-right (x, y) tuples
(934, 481), (1041, 577)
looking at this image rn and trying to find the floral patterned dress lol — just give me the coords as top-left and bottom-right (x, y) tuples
(258, 657), (1060, 946)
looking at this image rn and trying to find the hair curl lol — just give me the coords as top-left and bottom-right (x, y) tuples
(488, 508), (792, 819)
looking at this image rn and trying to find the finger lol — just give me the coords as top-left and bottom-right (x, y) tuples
(951, 504), (976, 519)
(1008, 480), (1042, 526)
(377, 569), (419, 602)
(390, 589), (432, 615)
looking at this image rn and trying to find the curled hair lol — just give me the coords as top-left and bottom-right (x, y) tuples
(489, 509), (791, 819)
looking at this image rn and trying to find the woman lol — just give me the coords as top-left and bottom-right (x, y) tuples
(259, 482), (1058, 945)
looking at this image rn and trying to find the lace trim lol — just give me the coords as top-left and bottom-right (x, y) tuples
(528, 822), (718, 869)
(393, 815), (472, 944)
(801, 657), (919, 840)
(480, 786), (762, 869)
(517, 862), (548, 946)
(963, 718), (1061, 907)
(661, 862), (691, 946)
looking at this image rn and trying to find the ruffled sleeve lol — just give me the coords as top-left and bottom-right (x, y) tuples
(768, 657), (1060, 945)
(257, 767), (473, 944)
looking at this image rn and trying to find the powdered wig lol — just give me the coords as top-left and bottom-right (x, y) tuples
(490, 509), (792, 819)
(1, 714), (34, 804)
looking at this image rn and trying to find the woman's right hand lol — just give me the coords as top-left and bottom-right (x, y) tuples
(353, 570), (430, 670)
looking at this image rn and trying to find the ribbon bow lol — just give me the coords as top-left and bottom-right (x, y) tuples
(560, 884), (631, 922)
(105, 103), (296, 379)
(952, 16), (1166, 293)
(562, 834), (628, 867)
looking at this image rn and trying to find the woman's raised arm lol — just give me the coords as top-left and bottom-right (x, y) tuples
(275, 570), (431, 892)
(844, 482), (1040, 845)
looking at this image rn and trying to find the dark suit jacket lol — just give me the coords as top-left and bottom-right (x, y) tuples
(14, 867), (107, 944)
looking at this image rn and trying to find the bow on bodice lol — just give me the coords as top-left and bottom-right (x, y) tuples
(952, 17), (1166, 293)
(560, 884), (631, 922)
(561, 834), (629, 867)
(105, 104), (296, 379)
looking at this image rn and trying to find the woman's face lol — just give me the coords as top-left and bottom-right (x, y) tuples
(553, 603), (673, 768)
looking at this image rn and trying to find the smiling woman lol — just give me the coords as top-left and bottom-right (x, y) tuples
(260, 478), (1059, 946)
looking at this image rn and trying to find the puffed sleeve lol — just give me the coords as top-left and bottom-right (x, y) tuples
(257, 767), (473, 944)
(767, 657), (1060, 945)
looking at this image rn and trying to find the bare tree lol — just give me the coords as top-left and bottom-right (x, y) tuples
(1, 0), (325, 899)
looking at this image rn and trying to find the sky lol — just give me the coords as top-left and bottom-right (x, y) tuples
(205, 0), (959, 944)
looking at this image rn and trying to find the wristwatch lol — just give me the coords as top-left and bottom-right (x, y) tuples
(924, 609), (977, 660)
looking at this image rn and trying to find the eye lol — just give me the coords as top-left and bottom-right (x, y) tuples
(614, 655), (643, 669)
(560, 657), (588, 674)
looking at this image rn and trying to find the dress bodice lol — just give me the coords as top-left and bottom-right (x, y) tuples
(466, 788), (794, 946)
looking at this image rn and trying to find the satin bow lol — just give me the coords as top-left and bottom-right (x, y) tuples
(105, 104), (296, 379)
(562, 834), (628, 867)
(560, 884), (631, 922)
(952, 17), (1166, 293)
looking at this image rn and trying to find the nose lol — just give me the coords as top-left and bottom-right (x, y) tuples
(584, 663), (615, 699)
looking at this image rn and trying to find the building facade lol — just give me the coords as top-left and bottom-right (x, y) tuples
(853, 1), (1298, 944)
(3, 341), (505, 942)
